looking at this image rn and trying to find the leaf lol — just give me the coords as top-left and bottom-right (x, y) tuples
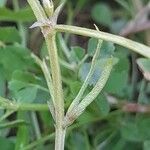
(0, 27), (21, 43)
(0, 7), (35, 22)
(144, 141), (150, 150)
(77, 110), (95, 125)
(79, 58), (117, 86)
(137, 58), (150, 81)
(121, 123), (140, 142)
(101, 41), (115, 58)
(68, 132), (88, 150)
(0, 137), (14, 150)
(87, 38), (115, 58)
(110, 19), (127, 34)
(76, 0), (89, 12)
(79, 61), (102, 86)
(91, 3), (112, 27)
(0, 46), (35, 78)
(96, 131), (121, 150)
(121, 117), (150, 142)
(104, 71), (128, 96)
(115, 0), (132, 13)
(0, 120), (27, 129)
(0, 0), (6, 7)
(12, 85), (38, 103)
(95, 94), (110, 116)
(8, 71), (45, 103)
(69, 81), (82, 97)
(87, 38), (98, 56)
(70, 46), (85, 62)
(0, 65), (6, 97)
(94, 127), (114, 147)
(34, 90), (50, 104)
(104, 51), (130, 97)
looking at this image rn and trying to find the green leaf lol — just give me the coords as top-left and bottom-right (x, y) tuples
(144, 141), (150, 150)
(0, 27), (21, 43)
(96, 131), (121, 150)
(79, 61), (102, 86)
(94, 128), (114, 147)
(68, 132), (88, 150)
(121, 123), (140, 141)
(77, 109), (95, 125)
(12, 85), (38, 103)
(87, 38), (98, 56)
(79, 58), (117, 86)
(91, 3), (112, 27)
(111, 19), (127, 34)
(87, 38), (115, 58)
(71, 46), (85, 62)
(0, 65), (6, 97)
(0, 137), (14, 150)
(0, 46), (35, 78)
(104, 71), (128, 96)
(0, 0), (6, 7)
(0, 120), (26, 129)
(115, 0), (132, 13)
(11, 70), (39, 84)
(137, 58), (150, 81)
(76, 0), (89, 12)
(96, 94), (110, 116)
(101, 41), (115, 58)
(8, 71), (45, 103)
(0, 7), (35, 22)
(121, 117), (150, 142)
(104, 52), (130, 97)
(69, 81), (82, 97)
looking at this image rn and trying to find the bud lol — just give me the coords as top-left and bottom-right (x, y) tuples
(42, 0), (54, 17)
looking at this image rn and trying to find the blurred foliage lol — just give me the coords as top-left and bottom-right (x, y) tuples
(0, 0), (149, 150)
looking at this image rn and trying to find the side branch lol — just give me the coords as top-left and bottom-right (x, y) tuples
(55, 25), (150, 58)
(0, 96), (49, 111)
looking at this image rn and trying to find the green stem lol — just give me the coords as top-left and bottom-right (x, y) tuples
(23, 110), (121, 150)
(13, 0), (26, 47)
(66, 40), (102, 115)
(55, 127), (66, 150)
(13, 1), (29, 149)
(0, 110), (15, 122)
(64, 58), (113, 127)
(31, 112), (41, 139)
(23, 133), (55, 150)
(45, 33), (65, 150)
(55, 25), (150, 58)
(15, 112), (29, 150)
(17, 104), (48, 111)
(0, 97), (49, 111)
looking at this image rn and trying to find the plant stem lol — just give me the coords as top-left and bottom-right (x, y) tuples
(31, 112), (41, 139)
(15, 112), (29, 150)
(55, 25), (150, 58)
(0, 110), (15, 122)
(45, 33), (65, 150)
(0, 96), (49, 111)
(23, 110), (121, 150)
(13, 0), (27, 47)
(55, 127), (66, 150)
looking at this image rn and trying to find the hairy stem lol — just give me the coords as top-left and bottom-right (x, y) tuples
(0, 96), (49, 111)
(45, 33), (65, 150)
(55, 25), (150, 58)
(55, 128), (66, 150)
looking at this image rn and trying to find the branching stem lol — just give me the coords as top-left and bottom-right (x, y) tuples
(55, 25), (150, 58)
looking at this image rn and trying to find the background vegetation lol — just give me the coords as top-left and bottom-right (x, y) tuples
(0, 0), (150, 149)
